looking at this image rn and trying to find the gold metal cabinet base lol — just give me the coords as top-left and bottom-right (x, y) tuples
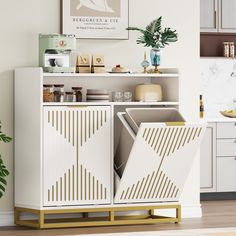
(14, 204), (181, 229)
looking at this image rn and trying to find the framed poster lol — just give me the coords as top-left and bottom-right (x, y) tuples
(62, 0), (129, 39)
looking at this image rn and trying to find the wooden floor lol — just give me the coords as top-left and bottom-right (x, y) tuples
(1, 201), (236, 236)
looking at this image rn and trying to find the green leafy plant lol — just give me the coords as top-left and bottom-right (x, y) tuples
(127, 16), (178, 49)
(0, 121), (12, 198)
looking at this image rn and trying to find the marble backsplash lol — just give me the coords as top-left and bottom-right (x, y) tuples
(200, 58), (236, 118)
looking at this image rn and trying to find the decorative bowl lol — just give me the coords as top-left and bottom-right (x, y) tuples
(220, 110), (236, 118)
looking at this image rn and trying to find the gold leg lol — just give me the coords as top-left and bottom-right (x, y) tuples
(109, 211), (115, 222)
(14, 205), (181, 228)
(83, 212), (89, 218)
(175, 205), (181, 224)
(149, 209), (155, 216)
(39, 211), (45, 229)
(14, 208), (20, 224)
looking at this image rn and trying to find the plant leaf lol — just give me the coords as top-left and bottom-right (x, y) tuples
(0, 177), (7, 185)
(0, 134), (12, 143)
(0, 184), (5, 192)
(126, 27), (146, 34)
(146, 16), (162, 34)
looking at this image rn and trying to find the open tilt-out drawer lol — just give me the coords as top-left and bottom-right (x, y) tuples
(114, 108), (206, 204)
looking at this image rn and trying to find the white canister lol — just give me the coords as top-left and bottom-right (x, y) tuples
(134, 84), (162, 102)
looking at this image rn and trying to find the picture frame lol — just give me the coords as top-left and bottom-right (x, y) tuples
(62, 0), (129, 40)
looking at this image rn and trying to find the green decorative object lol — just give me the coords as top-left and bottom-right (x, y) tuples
(0, 121), (12, 198)
(127, 17), (178, 73)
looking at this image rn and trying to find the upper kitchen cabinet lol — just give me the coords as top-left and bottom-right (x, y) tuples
(201, 0), (236, 33)
(219, 0), (236, 33)
(200, 0), (218, 32)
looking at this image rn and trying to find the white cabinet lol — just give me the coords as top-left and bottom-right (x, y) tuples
(15, 67), (191, 228)
(43, 106), (111, 206)
(217, 139), (236, 157)
(200, 121), (236, 193)
(217, 157), (236, 192)
(216, 122), (236, 192)
(217, 122), (236, 139)
(201, 0), (236, 33)
(219, 0), (236, 33)
(200, 0), (218, 32)
(200, 123), (216, 192)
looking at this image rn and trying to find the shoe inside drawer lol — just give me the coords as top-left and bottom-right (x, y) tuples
(217, 122), (236, 139)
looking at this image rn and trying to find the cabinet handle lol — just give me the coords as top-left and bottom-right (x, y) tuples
(214, 10), (217, 28)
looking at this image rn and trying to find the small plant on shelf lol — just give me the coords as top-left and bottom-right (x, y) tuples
(0, 121), (12, 198)
(127, 16), (178, 72)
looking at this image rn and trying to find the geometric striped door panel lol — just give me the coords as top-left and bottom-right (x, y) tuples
(43, 106), (111, 206)
(114, 123), (206, 204)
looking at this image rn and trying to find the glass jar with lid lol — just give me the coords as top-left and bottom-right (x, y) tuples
(54, 91), (64, 102)
(43, 84), (54, 102)
(54, 84), (65, 93)
(72, 87), (83, 102)
(65, 92), (76, 102)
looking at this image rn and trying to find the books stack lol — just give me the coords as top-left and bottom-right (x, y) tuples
(86, 89), (110, 102)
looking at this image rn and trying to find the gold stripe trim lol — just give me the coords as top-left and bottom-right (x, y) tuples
(165, 122), (185, 126)
(136, 177), (145, 199)
(140, 174), (150, 199)
(160, 128), (171, 157)
(154, 128), (163, 152)
(128, 184), (135, 200)
(151, 128), (159, 148)
(148, 128), (155, 144)
(156, 129), (167, 154)
(167, 128), (178, 156)
(148, 171), (159, 199)
(132, 180), (140, 199)
(155, 173), (165, 198)
(144, 171), (155, 199)
(143, 128), (147, 138)
(152, 171), (163, 198)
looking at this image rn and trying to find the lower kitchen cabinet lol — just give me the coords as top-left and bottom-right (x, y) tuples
(217, 139), (236, 157)
(217, 157), (236, 192)
(201, 121), (236, 193)
(200, 122), (216, 192)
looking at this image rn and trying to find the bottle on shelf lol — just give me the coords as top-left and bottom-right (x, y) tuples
(200, 95), (204, 118)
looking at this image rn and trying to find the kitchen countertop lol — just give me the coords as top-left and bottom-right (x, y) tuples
(201, 114), (236, 123)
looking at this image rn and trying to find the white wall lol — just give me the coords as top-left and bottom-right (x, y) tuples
(0, 0), (200, 213)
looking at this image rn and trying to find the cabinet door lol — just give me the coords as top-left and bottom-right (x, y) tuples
(217, 157), (236, 192)
(43, 106), (111, 206)
(200, 0), (218, 32)
(217, 122), (236, 139)
(200, 123), (216, 193)
(219, 0), (236, 32)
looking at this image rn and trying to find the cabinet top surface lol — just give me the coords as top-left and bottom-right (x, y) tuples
(202, 116), (236, 123)
(43, 101), (179, 106)
(43, 72), (179, 78)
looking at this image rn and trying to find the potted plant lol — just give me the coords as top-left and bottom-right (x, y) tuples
(127, 17), (178, 73)
(0, 121), (12, 198)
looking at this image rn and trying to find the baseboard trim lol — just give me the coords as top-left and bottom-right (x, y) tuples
(157, 204), (202, 219)
(0, 204), (202, 227)
(0, 211), (15, 227)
